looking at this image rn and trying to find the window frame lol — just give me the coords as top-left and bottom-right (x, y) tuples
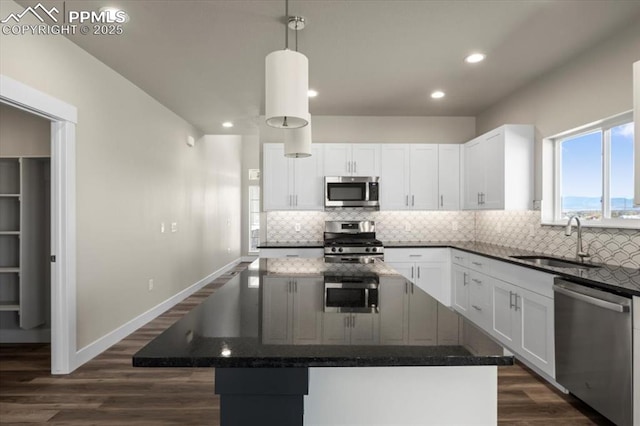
(542, 110), (639, 229)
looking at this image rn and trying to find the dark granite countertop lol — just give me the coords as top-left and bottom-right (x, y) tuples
(258, 242), (324, 248)
(133, 258), (512, 368)
(383, 241), (640, 297)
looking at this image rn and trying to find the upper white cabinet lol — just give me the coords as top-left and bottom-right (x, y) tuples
(263, 143), (324, 211)
(462, 124), (534, 210)
(379, 144), (437, 210)
(323, 143), (380, 176)
(438, 144), (460, 210)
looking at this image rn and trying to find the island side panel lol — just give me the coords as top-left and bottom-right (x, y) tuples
(215, 367), (309, 426)
(304, 366), (497, 426)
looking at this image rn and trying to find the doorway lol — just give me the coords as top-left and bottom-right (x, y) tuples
(0, 74), (77, 374)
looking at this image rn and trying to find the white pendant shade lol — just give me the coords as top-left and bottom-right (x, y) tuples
(284, 117), (312, 158)
(265, 49), (309, 129)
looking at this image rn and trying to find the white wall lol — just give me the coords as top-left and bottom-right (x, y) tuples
(0, 0), (241, 349)
(0, 103), (51, 156)
(476, 20), (639, 200)
(260, 115), (476, 144)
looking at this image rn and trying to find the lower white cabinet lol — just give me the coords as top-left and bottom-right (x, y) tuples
(262, 277), (323, 345)
(385, 248), (451, 306)
(451, 250), (556, 379)
(379, 279), (437, 346)
(490, 277), (555, 377)
(322, 313), (379, 345)
(258, 248), (324, 258)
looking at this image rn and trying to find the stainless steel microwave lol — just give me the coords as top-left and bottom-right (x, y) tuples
(324, 176), (380, 209)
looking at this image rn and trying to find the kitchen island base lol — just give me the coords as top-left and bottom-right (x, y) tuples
(215, 365), (497, 426)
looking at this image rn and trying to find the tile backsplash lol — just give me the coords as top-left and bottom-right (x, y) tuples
(475, 210), (640, 269)
(265, 209), (640, 269)
(266, 210), (476, 243)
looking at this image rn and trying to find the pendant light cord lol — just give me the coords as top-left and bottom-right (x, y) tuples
(285, 0), (289, 49)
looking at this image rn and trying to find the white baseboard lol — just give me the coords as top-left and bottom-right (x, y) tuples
(73, 258), (241, 369)
(242, 256), (258, 262)
(0, 328), (51, 343)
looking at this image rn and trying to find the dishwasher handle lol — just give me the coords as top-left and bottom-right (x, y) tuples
(553, 281), (630, 313)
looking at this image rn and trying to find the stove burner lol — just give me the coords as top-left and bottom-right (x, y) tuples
(323, 220), (384, 263)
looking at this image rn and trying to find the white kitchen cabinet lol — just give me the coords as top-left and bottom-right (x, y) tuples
(437, 144), (460, 210)
(323, 143), (380, 176)
(467, 271), (492, 331)
(263, 143), (324, 211)
(462, 124), (533, 210)
(490, 277), (554, 377)
(451, 264), (469, 315)
(258, 248), (324, 258)
(379, 279), (437, 346)
(380, 144), (438, 210)
(385, 248), (451, 306)
(322, 312), (379, 345)
(262, 277), (323, 345)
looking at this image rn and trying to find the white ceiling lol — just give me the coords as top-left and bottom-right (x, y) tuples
(20, 0), (640, 133)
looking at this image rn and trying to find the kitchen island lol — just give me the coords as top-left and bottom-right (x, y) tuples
(133, 258), (512, 426)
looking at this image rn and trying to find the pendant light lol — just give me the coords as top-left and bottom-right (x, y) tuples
(265, 0), (309, 129)
(284, 115), (312, 158)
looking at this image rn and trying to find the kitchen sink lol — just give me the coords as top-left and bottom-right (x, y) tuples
(510, 255), (600, 269)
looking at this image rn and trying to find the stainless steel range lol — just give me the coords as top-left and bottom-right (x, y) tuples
(323, 220), (384, 263)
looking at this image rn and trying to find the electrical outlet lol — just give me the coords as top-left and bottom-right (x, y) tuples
(148, 279), (154, 291)
(171, 222), (177, 233)
(160, 222), (165, 233)
(294, 223), (301, 232)
(452, 221), (459, 231)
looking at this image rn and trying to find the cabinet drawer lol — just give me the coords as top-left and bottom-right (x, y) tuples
(451, 249), (469, 267)
(384, 248), (449, 263)
(468, 254), (493, 273)
(259, 248), (324, 258)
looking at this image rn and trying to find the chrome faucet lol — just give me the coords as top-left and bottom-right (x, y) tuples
(565, 215), (590, 262)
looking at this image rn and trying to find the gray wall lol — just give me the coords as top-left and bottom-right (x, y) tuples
(0, 0), (241, 349)
(0, 104), (51, 156)
(476, 20), (640, 200)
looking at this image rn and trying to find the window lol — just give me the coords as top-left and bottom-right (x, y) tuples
(248, 185), (260, 253)
(549, 112), (638, 227)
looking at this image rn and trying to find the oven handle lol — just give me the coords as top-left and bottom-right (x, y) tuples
(553, 283), (630, 313)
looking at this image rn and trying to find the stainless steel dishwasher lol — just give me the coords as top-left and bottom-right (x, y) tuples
(554, 278), (633, 426)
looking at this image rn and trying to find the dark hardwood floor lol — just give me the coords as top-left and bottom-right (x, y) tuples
(1, 262), (613, 425)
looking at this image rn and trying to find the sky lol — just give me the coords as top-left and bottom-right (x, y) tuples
(561, 122), (635, 199)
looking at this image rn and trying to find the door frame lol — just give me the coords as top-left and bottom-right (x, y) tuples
(1, 74), (77, 374)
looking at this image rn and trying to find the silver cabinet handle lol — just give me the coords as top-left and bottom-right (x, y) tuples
(455, 256), (464, 261)
(463, 272), (468, 285)
(411, 266), (414, 279)
(477, 193), (481, 205)
(409, 254), (422, 258)
(472, 305), (482, 311)
(411, 283), (414, 294)
(472, 261), (482, 266)
(417, 267), (420, 279)
(412, 195), (415, 206)
(344, 316), (348, 328)
(509, 291), (515, 309)
(405, 195), (409, 206)
(295, 194), (298, 206)
(286, 254), (299, 258)
(354, 161), (357, 174)
(352, 315), (356, 328)
(440, 195), (444, 207)
(405, 281), (408, 293)
(472, 278), (482, 284)
(514, 294), (520, 312)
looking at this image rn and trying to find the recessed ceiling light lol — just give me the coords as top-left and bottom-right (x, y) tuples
(430, 90), (445, 99)
(465, 53), (486, 64)
(222, 122), (234, 128)
(99, 7), (129, 23)
(308, 89), (318, 98)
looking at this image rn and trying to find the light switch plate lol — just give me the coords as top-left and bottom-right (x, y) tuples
(171, 222), (178, 233)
